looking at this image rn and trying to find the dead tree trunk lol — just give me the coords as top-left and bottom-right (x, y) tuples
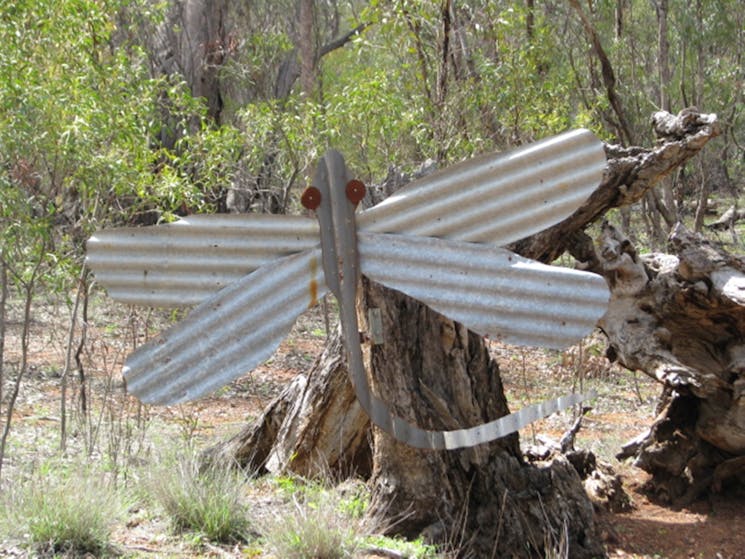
(206, 109), (720, 556)
(211, 279), (602, 558)
(359, 279), (601, 557)
(597, 222), (745, 505)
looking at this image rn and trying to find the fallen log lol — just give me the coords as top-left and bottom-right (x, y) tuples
(707, 205), (745, 231)
(598, 222), (745, 504)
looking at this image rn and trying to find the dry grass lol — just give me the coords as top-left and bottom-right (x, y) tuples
(143, 446), (252, 544)
(1, 295), (742, 558)
(0, 460), (125, 557)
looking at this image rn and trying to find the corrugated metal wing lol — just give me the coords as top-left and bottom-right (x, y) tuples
(86, 130), (604, 308)
(123, 247), (326, 404)
(359, 232), (609, 349)
(86, 214), (319, 307)
(358, 128), (605, 245)
(85, 130), (610, 409)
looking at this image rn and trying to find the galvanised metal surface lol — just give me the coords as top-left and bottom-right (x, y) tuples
(358, 128), (606, 245)
(118, 228), (609, 405)
(86, 214), (319, 306)
(359, 231), (609, 349)
(88, 130), (610, 426)
(313, 151), (601, 449)
(87, 129), (605, 308)
(123, 246), (326, 404)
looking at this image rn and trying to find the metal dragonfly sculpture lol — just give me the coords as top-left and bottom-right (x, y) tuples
(86, 129), (610, 450)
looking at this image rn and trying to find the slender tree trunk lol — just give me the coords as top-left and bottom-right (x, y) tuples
(60, 268), (88, 451)
(569, 0), (633, 145)
(434, 0), (452, 161)
(0, 279), (36, 480)
(693, 158), (710, 232)
(653, 0), (679, 229)
(614, 0), (624, 39)
(402, 7), (432, 104)
(654, 0), (671, 112)
(298, 0), (316, 97)
(0, 257), (6, 418)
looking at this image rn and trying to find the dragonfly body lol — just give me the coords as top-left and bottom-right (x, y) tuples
(87, 129), (610, 449)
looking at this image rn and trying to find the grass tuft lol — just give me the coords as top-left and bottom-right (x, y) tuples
(0, 463), (123, 556)
(259, 483), (365, 559)
(144, 447), (251, 543)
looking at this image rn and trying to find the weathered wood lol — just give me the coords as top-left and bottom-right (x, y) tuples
(708, 205), (745, 231)
(509, 109), (720, 264)
(594, 222), (745, 504)
(359, 279), (602, 558)
(152, 0), (230, 122)
(204, 332), (372, 477)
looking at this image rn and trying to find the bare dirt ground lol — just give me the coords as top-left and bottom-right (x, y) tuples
(2, 294), (745, 558)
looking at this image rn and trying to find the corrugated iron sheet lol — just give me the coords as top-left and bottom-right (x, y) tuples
(123, 247), (326, 404)
(318, 146), (606, 448)
(442, 390), (597, 449)
(87, 129), (610, 410)
(359, 232), (609, 349)
(86, 129), (605, 309)
(86, 214), (319, 307)
(358, 128), (605, 245)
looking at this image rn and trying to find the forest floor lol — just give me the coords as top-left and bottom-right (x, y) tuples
(2, 295), (745, 558)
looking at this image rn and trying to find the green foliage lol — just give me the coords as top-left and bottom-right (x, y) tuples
(363, 535), (445, 559)
(0, 0), (252, 315)
(259, 475), (449, 558)
(1, 0), (742, 278)
(337, 479), (370, 519)
(257, 476), (448, 559)
(0, 1), (232, 264)
(308, 0), (613, 181)
(0, 462), (125, 556)
(143, 447), (251, 543)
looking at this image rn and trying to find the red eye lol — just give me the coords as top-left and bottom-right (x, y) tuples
(301, 186), (321, 210)
(346, 179), (366, 205)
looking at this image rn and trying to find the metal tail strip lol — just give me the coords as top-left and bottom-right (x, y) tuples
(123, 247), (326, 404)
(316, 151), (598, 449)
(440, 390), (597, 449)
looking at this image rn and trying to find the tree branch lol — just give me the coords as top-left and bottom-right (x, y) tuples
(319, 23), (368, 57)
(275, 23), (369, 99)
(508, 109), (720, 263)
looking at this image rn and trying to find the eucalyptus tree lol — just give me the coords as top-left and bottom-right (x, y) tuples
(0, 0), (235, 461)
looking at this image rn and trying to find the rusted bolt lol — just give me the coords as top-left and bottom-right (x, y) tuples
(301, 186), (321, 210)
(346, 179), (366, 205)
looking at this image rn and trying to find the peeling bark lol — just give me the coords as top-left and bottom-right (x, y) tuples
(598, 222), (745, 504)
(204, 333), (372, 478)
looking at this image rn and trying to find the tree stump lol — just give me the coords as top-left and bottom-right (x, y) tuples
(205, 109), (722, 555)
(208, 278), (603, 558)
